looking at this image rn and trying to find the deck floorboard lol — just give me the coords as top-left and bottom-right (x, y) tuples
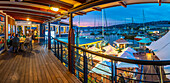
(0, 45), (81, 83)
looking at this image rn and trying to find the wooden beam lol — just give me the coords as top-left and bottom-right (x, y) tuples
(0, 8), (56, 17)
(69, 0), (120, 13)
(7, 14), (49, 21)
(48, 22), (51, 49)
(49, 0), (120, 22)
(119, 1), (127, 8)
(77, 11), (86, 15)
(92, 7), (101, 11)
(23, 0), (73, 9)
(14, 17), (44, 23)
(2, 10), (54, 17)
(74, 0), (86, 3)
(61, 16), (67, 19)
(4, 11), (52, 19)
(158, 0), (161, 6)
(0, 4), (61, 14)
(58, 21), (61, 37)
(74, 12), (84, 15)
(68, 13), (75, 74)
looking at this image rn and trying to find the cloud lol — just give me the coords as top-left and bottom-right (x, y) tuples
(61, 3), (170, 26)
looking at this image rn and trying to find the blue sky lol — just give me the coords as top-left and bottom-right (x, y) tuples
(62, 3), (170, 26)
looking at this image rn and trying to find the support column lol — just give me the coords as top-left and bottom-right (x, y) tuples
(59, 21), (61, 37)
(48, 22), (51, 49)
(68, 13), (75, 74)
(40, 24), (45, 43)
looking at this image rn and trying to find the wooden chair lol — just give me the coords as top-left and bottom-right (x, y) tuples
(24, 40), (32, 52)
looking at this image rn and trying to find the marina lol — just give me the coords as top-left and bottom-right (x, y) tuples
(0, 0), (170, 83)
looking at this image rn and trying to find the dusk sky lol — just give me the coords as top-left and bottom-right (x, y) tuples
(62, 3), (170, 27)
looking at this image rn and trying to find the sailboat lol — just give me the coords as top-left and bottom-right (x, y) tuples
(134, 10), (146, 41)
(100, 9), (109, 46)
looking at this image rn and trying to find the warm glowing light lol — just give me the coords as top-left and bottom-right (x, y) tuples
(27, 18), (29, 21)
(51, 7), (59, 11)
(28, 22), (31, 24)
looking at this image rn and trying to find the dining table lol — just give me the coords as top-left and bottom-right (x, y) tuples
(19, 38), (25, 51)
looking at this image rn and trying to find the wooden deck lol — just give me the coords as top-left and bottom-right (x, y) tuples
(0, 45), (81, 83)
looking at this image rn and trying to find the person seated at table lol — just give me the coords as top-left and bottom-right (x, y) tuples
(12, 34), (20, 52)
(20, 33), (26, 38)
(23, 34), (32, 50)
(8, 34), (13, 46)
(25, 34), (32, 44)
(118, 73), (125, 83)
(11, 33), (15, 39)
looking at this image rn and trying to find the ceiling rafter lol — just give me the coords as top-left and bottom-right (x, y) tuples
(92, 7), (101, 11)
(2, 10), (53, 17)
(4, 11), (52, 19)
(77, 11), (86, 15)
(74, 0), (86, 3)
(14, 17), (44, 23)
(118, 1), (127, 8)
(23, 0), (73, 9)
(158, 0), (161, 6)
(9, 15), (49, 21)
(0, 4), (61, 14)
(0, 8), (56, 17)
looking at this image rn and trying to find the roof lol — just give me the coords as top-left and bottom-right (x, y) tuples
(147, 31), (170, 60)
(116, 38), (128, 43)
(88, 46), (102, 52)
(138, 38), (152, 43)
(114, 38), (129, 44)
(122, 47), (137, 53)
(1, 0), (170, 23)
(56, 37), (102, 46)
(117, 56), (139, 68)
(90, 61), (112, 76)
(118, 51), (136, 59)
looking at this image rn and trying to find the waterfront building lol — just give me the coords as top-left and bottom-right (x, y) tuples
(114, 38), (132, 49)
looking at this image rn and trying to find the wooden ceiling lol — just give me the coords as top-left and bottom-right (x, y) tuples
(0, 0), (87, 23)
(1, 0), (169, 23)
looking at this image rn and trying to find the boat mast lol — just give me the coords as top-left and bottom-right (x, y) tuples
(102, 9), (104, 37)
(104, 9), (108, 30)
(132, 17), (134, 32)
(76, 16), (80, 46)
(94, 17), (96, 31)
(143, 9), (145, 33)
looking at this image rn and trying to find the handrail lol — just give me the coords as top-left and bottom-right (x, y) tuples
(54, 38), (170, 66)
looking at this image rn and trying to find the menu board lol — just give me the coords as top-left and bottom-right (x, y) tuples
(0, 14), (5, 53)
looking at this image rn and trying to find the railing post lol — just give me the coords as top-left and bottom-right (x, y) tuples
(83, 52), (88, 83)
(57, 42), (60, 59)
(48, 22), (51, 49)
(45, 36), (47, 48)
(68, 13), (75, 74)
(114, 61), (117, 83)
(60, 43), (63, 63)
(54, 40), (56, 56)
(111, 60), (114, 83)
(159, 66), (164, 83)
(46, 37), (48, 48)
